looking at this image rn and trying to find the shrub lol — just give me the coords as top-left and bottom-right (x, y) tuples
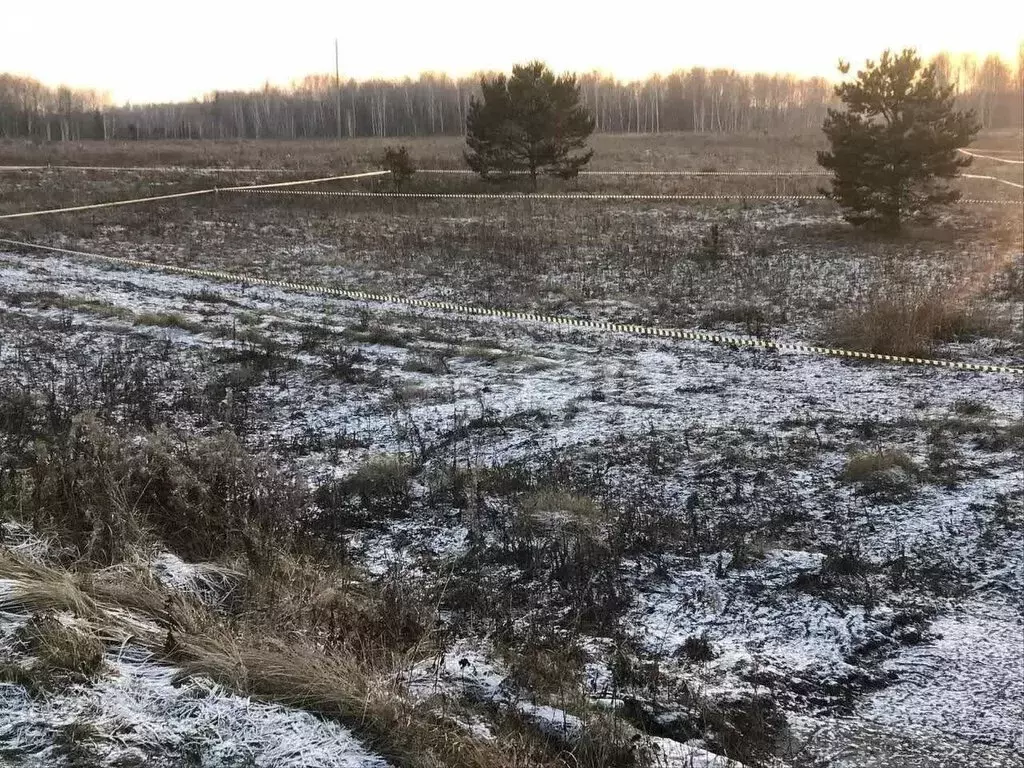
(679, 633), (716, 663)
(952, 397), (992, 417)
(502, 629), (586, 698)
(702, 689), (788, 764)
(700, 303), (772, 337)
(314, 454), (415, 530)
(828, 292), (997, 358)
(841, 449), (919, 499)
(19, 414), (304, 564)
(570, 713), (655, 768)
(692, 223), (727, 265)
(520, 489), (607, 537)
(402, 351), (449, 375)
(381, 145), (416, 190)
(134, 311), (204, 334)
(3, 613), (106, 694)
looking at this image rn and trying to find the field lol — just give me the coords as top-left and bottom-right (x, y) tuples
(0, 133), (1022, 768)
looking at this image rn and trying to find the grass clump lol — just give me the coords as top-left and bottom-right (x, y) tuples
(519, 489), (607, 536)
(14, 414), (303, 565)
(841, 448), (920, 499)
(829, 292), (999, 358)
(61, 297), (133, 320)
(1, 612), (107, 695)
(314, 454), (416, 529)
(134, 311), (204, 334)
(402, 351), (449, 375)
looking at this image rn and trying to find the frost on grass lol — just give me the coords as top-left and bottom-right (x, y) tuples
(862, 599), (1024, 751)
(149, 552), (242, 607)
(2, 228), (1023, 767)
(650, 736), (749, 767)
(0, 644), (390, 768)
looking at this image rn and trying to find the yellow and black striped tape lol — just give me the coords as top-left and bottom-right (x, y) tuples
(1, 238), (1021, 376)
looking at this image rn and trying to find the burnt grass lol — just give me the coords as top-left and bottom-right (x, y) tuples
(1, 136), (1022, 767)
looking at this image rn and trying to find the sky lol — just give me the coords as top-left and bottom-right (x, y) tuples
(3, 0), (1021, 104)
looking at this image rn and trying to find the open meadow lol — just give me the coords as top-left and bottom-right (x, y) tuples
(0, 132), (1022, 768)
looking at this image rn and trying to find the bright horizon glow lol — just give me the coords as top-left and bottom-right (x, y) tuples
(3, 0), (1021, 104)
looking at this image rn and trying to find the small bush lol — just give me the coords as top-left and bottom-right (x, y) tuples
(821, 545), (872, 577)
(571, 713), (655, 768)
(402, 351), (449, 375)
(703, 689), (788, 764)
(692, 223), (727, 265)
(829, 293), (998, 358)
(314, 454), (415, 529)
(952, 397), (992, 417)
(7, 613), (106, 692)
(20, 415), (304, 564)
(679, 633), (716, 663)
(381, 145), (416, 190)
(349, 455), (414, 513)
(134, 311), (204, 334)
(700, 303), (772, 337)
(321, 343), (368, 381)
(520, 489), (607, 537)
(841, 449), (919, 499)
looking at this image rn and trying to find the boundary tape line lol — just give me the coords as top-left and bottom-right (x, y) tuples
(236, 189), (1019, 204)
(0, 170), (389, 220)
(959, 149), (1024, 165)
(0, 165), (293, 173)
(0, 165), (829, 177)
(417, 169), (832, 177)
(961, 173), (1024, 190)
(8, 164), (1020, 179)
(1, 237), (1020, 376)
(239, 189), (830, 201)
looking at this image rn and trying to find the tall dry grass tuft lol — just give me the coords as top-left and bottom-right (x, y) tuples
(14, 414), (305, 567)
(170, 634), (558, 768)
(828, 289), (1001, 358)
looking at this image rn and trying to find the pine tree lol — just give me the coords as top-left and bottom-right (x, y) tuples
(818, 49), (980, 232)
(465, 62), (595, 189)
(380, 145), (415, 190)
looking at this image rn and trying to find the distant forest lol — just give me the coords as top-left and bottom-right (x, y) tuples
(1, 52), (1021, 142)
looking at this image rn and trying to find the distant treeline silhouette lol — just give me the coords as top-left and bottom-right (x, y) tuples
(1, 52), (1020, 142)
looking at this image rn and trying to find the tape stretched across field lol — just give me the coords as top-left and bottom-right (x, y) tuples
(236, 189), (1019, 204)
(0, 165), (831, 177)
(417, 169), (832, 176)
(0, 165), (294, 173)
(958, 149), (1024, 165)
(960, 174), (1024, 190)
(1, 169), (1017, 219)
(1, 237), (1020, 376)
(0, 170), (390, 219)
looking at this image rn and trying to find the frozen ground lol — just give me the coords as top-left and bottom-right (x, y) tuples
(0, 648), (390, 768)
(0, 544), (390, 768)
(1, 220), (1022, 767)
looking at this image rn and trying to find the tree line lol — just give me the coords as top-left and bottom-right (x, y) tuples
(1, 50), (1020, 142)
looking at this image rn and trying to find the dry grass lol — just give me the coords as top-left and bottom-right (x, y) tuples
(828, 292), (1002, 358)
(0, 547), (561, 768)
(0, 129), (1016, 171)
(520, 489), (609, 538)
(0, 132), (823, 172)
(16, 612), (106, 679)
(172, 635), (559, 768)
(841, 449), (920, 499)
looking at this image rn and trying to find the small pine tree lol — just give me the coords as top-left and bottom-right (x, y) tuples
(818, 49), (980, 232)
(465, 61), (595, 190)
(381, 145), (415, 190)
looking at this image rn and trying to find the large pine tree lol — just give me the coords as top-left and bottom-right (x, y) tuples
(465, 62), (595, 189)
(818, 49), (980, 232)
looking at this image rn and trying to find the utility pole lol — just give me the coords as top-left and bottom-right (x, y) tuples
(335, 38), (342, 139)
